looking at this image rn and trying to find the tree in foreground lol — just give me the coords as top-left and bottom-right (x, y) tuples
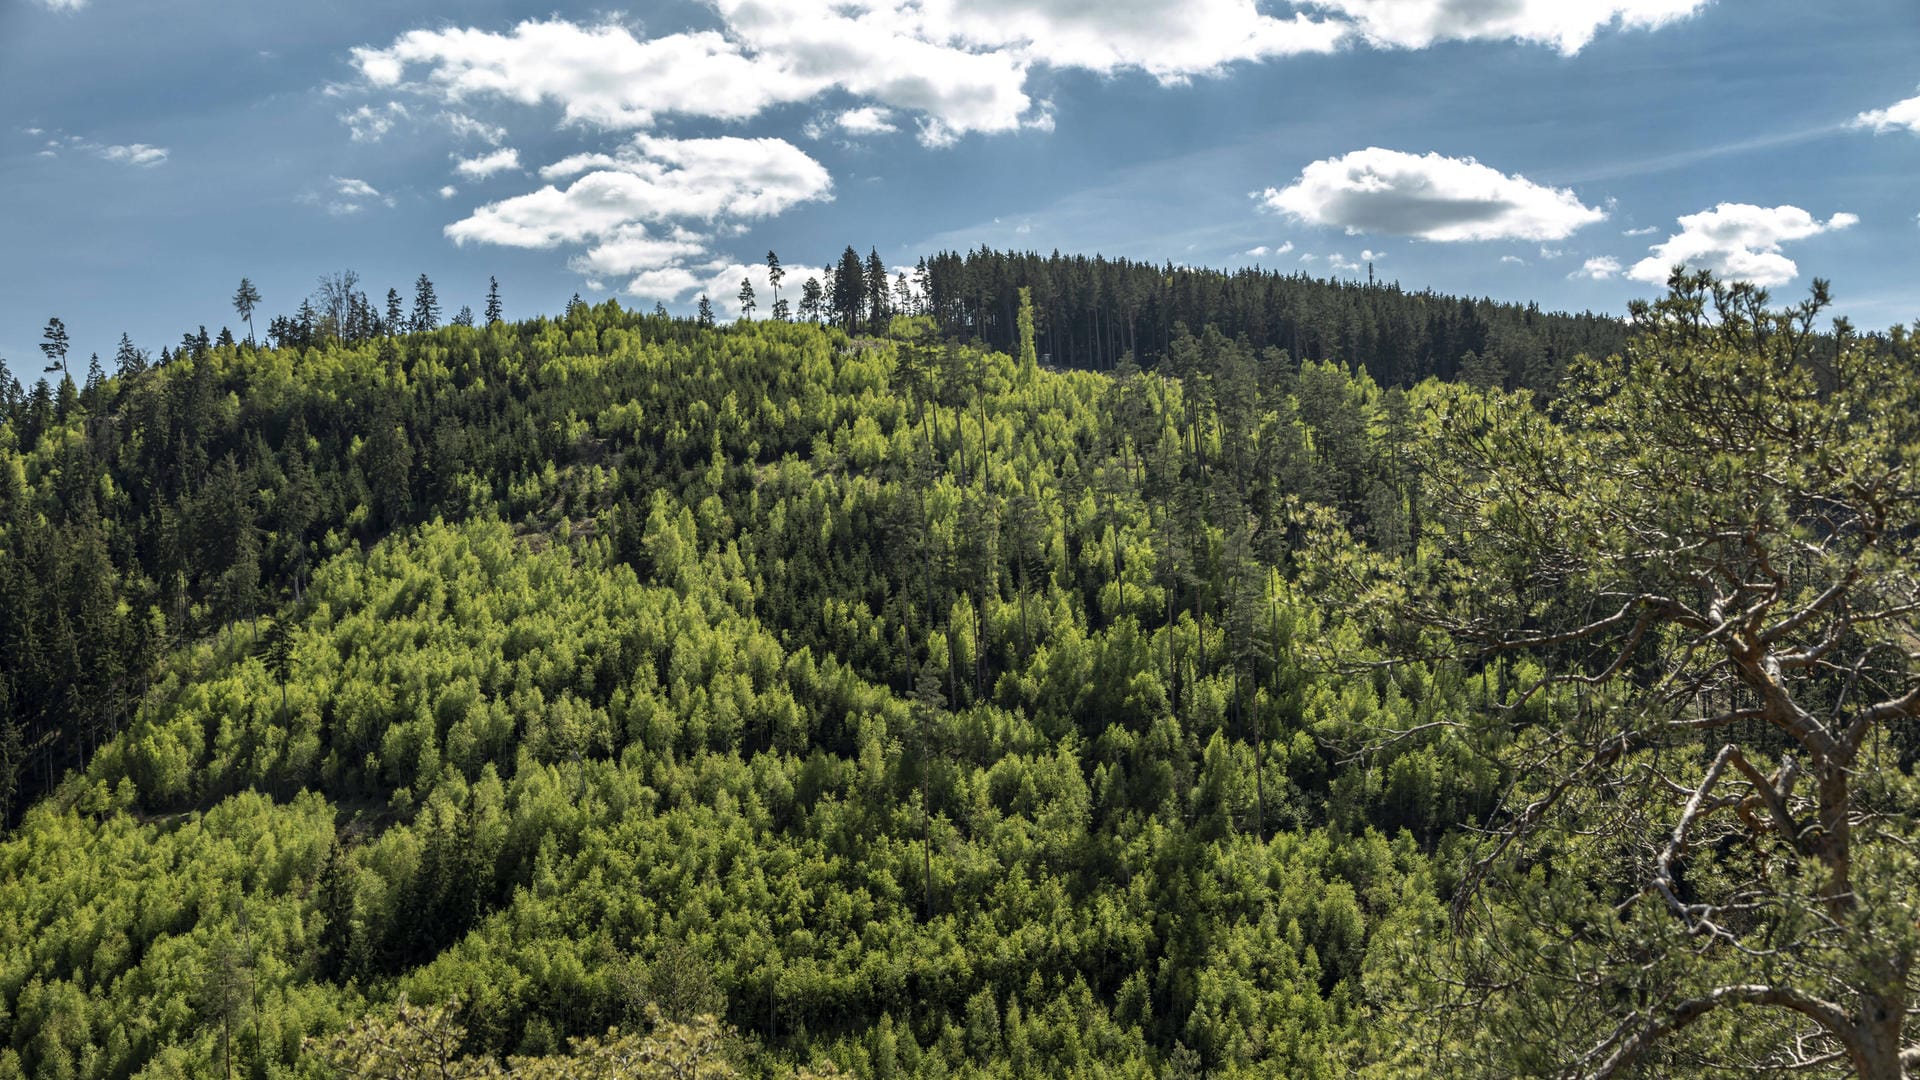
(411, 274), (440, 333)
(1332, 271), (1920, 1077)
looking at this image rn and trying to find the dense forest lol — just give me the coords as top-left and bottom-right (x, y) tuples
(0, 264), (1914, 1078)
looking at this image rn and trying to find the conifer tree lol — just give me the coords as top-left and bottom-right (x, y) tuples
(737, 276), (756, 320)
(386, 288), (403, 334)
(696, 294), (715, 328)
(39, 316), (69, 378)
(766, 250), (784, 317)
(484, 276), (503, 325)
(231, 278), (261, 346)
(410, 274), (440, 333)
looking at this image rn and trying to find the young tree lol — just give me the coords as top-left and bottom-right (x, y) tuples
(1343, 273), (1920, 1077)
(39, 316), (69, 378)
(737, 276), (756, 320)
(411, 274), (440, 333)
(485, 275), (503, 325)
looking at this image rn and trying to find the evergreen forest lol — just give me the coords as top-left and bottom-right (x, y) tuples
(0, 261), (1915, 1079)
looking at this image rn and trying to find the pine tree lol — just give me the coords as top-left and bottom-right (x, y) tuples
(452, 305), (475, 328)
(113, 333), (144, 377)
(696, 294), (715, 328)
(865, 248), (888, 331)
(231, 278), (261, 346)
(484, 276), (503, 325)
(833, 247), (865, 331)
(737, 277), (756, 320)
(766, 251), (784, 318)
(799, 277), (823, 323)
(39, 317), (69, 378)
(385, 288), (403, 334)
(410, 275), (440, 333)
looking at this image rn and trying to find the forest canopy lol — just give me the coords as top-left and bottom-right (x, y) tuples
(0, 265), (1913, 1079)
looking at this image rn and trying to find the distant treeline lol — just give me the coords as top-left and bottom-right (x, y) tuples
(916, 247), (1629, 390)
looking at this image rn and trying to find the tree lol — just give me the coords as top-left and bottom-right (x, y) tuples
(411, 274), (440, 333)
(113, 332), (145, 378)
(1344, 272), (1920, 1077)
(766, 251), (784, 318)
(485, 276), (503, 325)
(232, 278), (261, 346)
(452, 305), (475, 328)
(865, 248), (888, 331)
(696, 294), (714, 328)
(40, 317), (69, 378)
(737, 277), (756, 320)
(833, 247), (865, 331)
(799, 276), (823, 324)
(386, 288), (404, 334)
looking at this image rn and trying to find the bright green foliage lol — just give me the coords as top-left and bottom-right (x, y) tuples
(4, 276), (1881, 1078)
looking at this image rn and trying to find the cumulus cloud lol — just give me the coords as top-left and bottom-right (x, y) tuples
(1570, 255), (1622, 280)
(1259, 147), (1605, 242)
(342, 102), (407, 143)
(448, 136), (832, 298)
(1245, 242), (1294, 257)
(1853, 90), (1920, 134)
(454, 147), (520, 179)
(439, 185), (459, 199)
(1302, 0), (1710, 54)
(96, 143), (168, 167)
(1628, 203), (1857, 287)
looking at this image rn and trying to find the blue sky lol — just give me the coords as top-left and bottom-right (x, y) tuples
(3, 0), (1917, 382)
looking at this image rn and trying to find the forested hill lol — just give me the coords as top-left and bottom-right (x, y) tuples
(910, 247), (1628, 388)
(0, 276), (1915, 1079)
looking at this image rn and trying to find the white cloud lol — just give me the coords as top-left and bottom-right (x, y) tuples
(837, 107), (898, 135)
(1259, 147), (1605, 242)
(1853, 90), (1920, 134)
(439, 185), (459, 199)
(455, 147), (521, 179)
(1360, 248), (1384, 260)
(1628, 203), (1857, 287)
(1302, 0), (1710, 54)
(698, 260), (832, 320)
(323, 176), (392, 216)
(342, 102), (407, 143)
(1622, 225), (1659, 236)
(96, 143), (168, 167)
(1329, 253), (1362, 272)
(1299, 253), (1318, 263)
(450, 136), (832, 299)
(1499, 255), (1526, 265)
(1246, 245), (1270, 256)
(353, 21), (820, 129)
(1538, 246), (1564, 258)
(1570, 255), (1622, 280)
(36, 0), (86, 9)
(913, 0), (1347, 82)
(441, 112), (508, 144)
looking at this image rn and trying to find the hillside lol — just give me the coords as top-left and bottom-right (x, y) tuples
(0, 275), (1915, 1078)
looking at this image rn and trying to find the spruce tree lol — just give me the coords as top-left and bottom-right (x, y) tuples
(484, 276), (502, 325)
(231, 278), (261, 346)
(737, 276), (756, 320)
(410, 275), (439, 333)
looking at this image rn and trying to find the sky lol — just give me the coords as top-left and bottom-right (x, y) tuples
(2, 0), (1918, 382)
